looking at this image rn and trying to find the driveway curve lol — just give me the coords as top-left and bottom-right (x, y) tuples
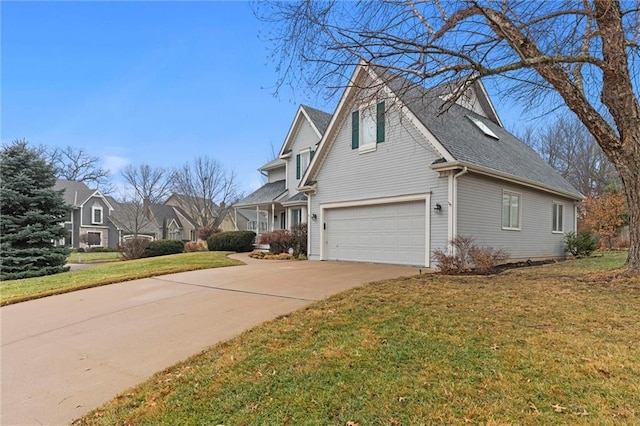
(1, 254), (418, 425)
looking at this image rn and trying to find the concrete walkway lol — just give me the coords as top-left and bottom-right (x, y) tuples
(1, 255), (418, 425)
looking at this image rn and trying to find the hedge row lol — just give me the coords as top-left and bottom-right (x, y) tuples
(207, 231), (256, 252)
(144, 240), (185, 258)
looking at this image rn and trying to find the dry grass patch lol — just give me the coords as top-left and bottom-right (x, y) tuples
(75, 252), (639, 425)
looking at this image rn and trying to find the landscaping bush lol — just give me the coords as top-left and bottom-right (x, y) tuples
(184, 241), (208, 253)
(144, 239), (185, 258)
(258, 224), (308, 257)
(76, 247), (86, 253)
(207, 231), (256, 253)
(432, 235), (509, 274)
(197, 226), (221, 241)
(565, 231), (597, 257)
(259, 230), (294, 254)
(120, 238), (150, 260)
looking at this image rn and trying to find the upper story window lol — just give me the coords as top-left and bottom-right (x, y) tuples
(352, 101), (385, 152)
(91, 204), (103, 224)
(552, 202), (564, 233)
(502, 191), (521, 230)
(296, 149), (315, 179)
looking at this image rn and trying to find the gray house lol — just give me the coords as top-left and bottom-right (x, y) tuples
(54, 179), (119, 249)
(234, 105), (332, 237)
(295, 62), (583, 267)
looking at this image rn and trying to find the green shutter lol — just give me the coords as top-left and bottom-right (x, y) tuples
(351, 110), (359, 149)
(376, 101), (385, 143)
(310, 150), (315, 161)
(296, 154), (301, 179)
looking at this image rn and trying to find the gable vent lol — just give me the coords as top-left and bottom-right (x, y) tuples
(467, 115), (499, 140)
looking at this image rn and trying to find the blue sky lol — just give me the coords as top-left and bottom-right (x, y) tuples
(2, 1), (525, 197)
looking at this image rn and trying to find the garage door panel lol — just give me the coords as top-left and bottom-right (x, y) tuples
(325, 201), (426, 266)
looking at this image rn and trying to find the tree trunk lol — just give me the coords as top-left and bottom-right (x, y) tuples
(619, 161), (640, 272)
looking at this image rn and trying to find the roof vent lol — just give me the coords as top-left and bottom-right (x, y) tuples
(467, 115), (499, 140)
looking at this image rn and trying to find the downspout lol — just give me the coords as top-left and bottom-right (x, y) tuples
(451, 166), (469, 252)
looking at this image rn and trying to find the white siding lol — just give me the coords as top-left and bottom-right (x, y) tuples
(286, 118), (321, 198)
(268, 167), (286, 183)
(308, 100), (449, 263)
(456, 174), (578, 260)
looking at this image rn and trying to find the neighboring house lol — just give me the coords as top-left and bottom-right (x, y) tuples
(54, 179), (119, 249)
(164, 193), (220, 230)
(110, 199), (198, 243)
(290, 62), (583, 267)
(233, 105), (332, 236)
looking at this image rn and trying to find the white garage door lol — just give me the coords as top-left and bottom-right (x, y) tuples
(325, 201), (426, 266)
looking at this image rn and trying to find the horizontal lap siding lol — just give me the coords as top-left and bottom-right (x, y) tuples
(309, 103), (448, 261)
(288, 119), (321, 199)
(456, 174), (577, 260)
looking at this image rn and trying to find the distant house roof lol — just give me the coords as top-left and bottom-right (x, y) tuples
(301, 104), (332, 135)
(234, 180), (287, 207)
(54, 179), (115, 208)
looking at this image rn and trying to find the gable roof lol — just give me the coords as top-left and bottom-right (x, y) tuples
(234, 180), (287, 207)
(54, 179), (116, 209)
(301, 62), (582, 200)
(277, 105), (332, 158)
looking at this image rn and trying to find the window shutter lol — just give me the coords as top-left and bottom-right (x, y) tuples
(296, 154), (301, 179)
(310, 150), (315, 161)
(376, 101), (385, 143)
(351, 110), (359, 149)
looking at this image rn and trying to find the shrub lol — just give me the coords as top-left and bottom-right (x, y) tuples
(565, 231), (597, 257)
(433, 235), (509, 274)
(258, 224), (308, 257)
(197, 226), (221, 241)
(184, 241), (209, 253)
(144, 239), (185, 258)
(259, 230), (294, 254)
(207, 231), (256, 252)
(120, 238), (150, 260)
(76, 247), (86, 253)
(469, 246), (510, 274)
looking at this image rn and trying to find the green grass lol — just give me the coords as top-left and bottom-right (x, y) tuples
(74, 251), (639, 425)
(67, 251), (123, 264)
(1, 252), (242, 306)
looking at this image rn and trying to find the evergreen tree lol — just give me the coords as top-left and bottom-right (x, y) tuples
(1, 140), (71, 280)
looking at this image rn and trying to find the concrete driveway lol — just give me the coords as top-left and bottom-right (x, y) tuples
(1, 254), (418, 425)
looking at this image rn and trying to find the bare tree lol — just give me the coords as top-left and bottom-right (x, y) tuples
(121, 163), (174, 204)
(520, 114), (619, 196)
(171, 156), (239, 230)
(110, 196), (155, 241)
(259, 0), (640, 274)
(47, 146), (113, 193)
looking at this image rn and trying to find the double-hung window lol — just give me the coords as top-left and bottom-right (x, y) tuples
(552, 202), (564, 233)
(296, 149), (315, 179)
(352, 101), (385, 152)
(502, 191), (521, 230)
(91, 205), (103, 224)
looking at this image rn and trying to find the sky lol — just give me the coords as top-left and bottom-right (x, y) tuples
(2, 1), (525, 198)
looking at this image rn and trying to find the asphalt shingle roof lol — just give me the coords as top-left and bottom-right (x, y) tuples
(370, 66), (582, 198)
(282, 192), (307, 204)
(302, 105), (332, 135)
(54, 180), (96, 206)
(234, 180), (287, 207)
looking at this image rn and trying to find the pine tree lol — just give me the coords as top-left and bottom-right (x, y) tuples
(1, 140), (71, 280)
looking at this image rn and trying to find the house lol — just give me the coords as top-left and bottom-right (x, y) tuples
(290, 62), (583, 267)
(109, 199), (198, 243)
(54, 179), (119, 249)
(233, 105), (332, 236)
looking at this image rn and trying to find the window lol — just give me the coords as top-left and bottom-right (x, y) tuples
(291, 208), (302, 226)
(552, 202), (564, 233)
(87, 232), (101, 247)
(352, 101), (385, 151)
(91, 205), (103, 224)
(502, 191), (521, 230)
(296, 149), (315, 179)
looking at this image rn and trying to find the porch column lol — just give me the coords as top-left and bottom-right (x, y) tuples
(301, 206), (308, 224)
(256, 205), (260, 239)
(271, 203), (275, 232)
(234, 208), (238, 231)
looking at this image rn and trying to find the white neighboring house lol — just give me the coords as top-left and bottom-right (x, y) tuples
(233, 105), (332, 238)
(293, 62), (583, 267)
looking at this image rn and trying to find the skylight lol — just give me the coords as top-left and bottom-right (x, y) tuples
(467, 115), (499, 140)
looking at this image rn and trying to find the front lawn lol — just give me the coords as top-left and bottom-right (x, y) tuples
(67, 251), (123, 264)
(0, 252), (242, 306)
(74, 252), (639, 425)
